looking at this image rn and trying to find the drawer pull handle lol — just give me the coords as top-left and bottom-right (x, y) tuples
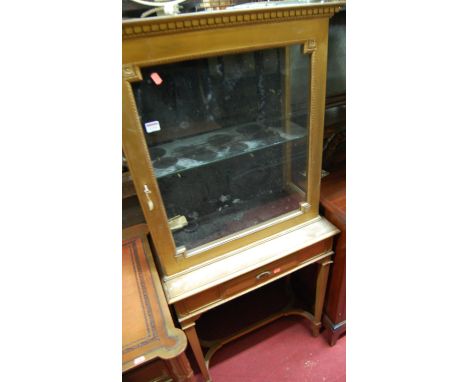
(256, 271), (272, 280)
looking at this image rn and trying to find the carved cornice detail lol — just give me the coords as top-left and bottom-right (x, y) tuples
(122, 64), (142, 81)
(122, 4), (344, 39)
(303, 39), (317, 54)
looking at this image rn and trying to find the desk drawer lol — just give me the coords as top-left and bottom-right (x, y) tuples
(174, 237), (333, 319)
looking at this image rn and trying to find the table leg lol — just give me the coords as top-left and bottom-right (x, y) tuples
(329, 330), (340, 346)
(311, 257), (333, 337)
(184, 323), (212, 382)
(166, 353), (196, 382)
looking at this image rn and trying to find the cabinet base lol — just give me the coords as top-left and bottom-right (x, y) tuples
(322, 314), (346, 346)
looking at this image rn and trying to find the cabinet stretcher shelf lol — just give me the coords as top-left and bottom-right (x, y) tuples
(151, 121), (307, 179)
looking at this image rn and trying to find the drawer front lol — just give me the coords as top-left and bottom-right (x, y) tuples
(175, 237), (333, 319)
(222, 237), (332, 298)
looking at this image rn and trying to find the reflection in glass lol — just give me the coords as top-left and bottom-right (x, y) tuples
(132, 45), (311, 251)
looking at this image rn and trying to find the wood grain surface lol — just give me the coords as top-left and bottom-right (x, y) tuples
(122, 224), (188, 372)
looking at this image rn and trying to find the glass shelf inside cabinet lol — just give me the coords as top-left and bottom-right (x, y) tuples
(132, 44), (311, 252)
(148, 120), (307, 179)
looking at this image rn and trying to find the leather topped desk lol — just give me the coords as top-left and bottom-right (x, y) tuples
(123, 224), (195, 381)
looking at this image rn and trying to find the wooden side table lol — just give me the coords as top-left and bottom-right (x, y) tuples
(320, 167), (346, 346)
(123, 224), (196, 382)
(162, 217), (339, 382)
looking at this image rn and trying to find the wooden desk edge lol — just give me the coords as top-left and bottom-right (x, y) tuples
(123, 224), (188, 372)
(122, 328), (188, 373)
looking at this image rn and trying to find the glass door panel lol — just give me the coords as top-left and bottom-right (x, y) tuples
(132, 44), (311, 252)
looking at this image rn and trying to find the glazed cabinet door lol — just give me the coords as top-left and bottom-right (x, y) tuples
(123, 12), (331, 276)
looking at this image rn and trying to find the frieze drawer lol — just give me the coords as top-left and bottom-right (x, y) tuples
(174, 237), (333, 319)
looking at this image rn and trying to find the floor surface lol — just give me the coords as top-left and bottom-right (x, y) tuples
(195, 316), (346, 382)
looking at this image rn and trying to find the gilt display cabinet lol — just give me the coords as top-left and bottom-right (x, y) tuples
(123, 1), (345, 380)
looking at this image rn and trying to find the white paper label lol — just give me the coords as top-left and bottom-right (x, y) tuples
(134, 356), (146, 365)
(145, 121), (161, 133)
